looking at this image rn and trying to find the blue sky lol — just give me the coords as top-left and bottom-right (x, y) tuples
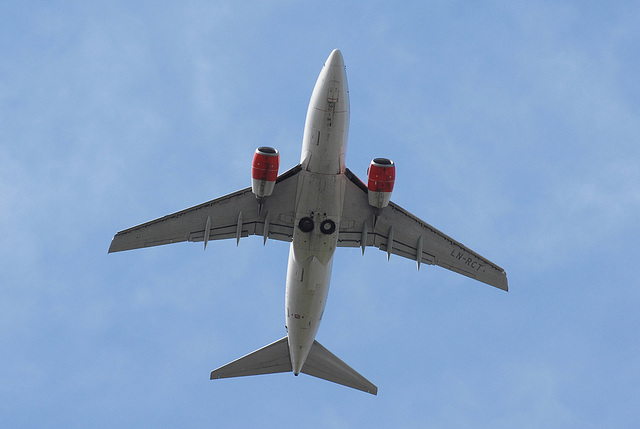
(2, 1), (639, 427)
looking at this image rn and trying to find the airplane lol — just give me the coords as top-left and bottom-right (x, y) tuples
(108, 49), (508, 395)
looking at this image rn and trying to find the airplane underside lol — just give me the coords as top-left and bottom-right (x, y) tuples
(108, 49), (507, 396)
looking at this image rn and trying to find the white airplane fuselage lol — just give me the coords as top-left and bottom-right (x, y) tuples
(286, 49), (349, 374)
(110, 48), (507, 394)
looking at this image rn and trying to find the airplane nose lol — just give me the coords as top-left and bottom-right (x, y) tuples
(326, 49), (344, 70)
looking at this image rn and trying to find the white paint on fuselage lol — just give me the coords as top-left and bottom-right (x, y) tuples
(286, 49), (349, 374)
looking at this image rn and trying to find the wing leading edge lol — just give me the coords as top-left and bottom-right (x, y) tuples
(338, 168), (508, 291)
(108, 165), (302, 253)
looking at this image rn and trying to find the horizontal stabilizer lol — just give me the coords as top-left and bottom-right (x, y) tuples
(210, 337), (292, 379)
(210, 337), (377, 395)
(302, 341), (378, 395)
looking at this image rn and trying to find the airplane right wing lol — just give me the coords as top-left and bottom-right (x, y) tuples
(338, 169), (508, 291)
(109, 165), (302, 253)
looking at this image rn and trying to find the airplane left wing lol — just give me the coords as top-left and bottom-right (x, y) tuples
(108, 165), (302, 253)
(338, 169), (508, 291)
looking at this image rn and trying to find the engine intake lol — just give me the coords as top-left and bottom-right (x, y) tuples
(367, 158), (395, 209)
(252, 147), (280, 198)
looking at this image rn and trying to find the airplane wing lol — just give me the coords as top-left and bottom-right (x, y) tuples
(338, 169), (508, 291)
(108, 165), (302, 253)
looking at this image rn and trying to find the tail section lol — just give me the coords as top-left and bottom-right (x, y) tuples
(303, 340), (378, 395)
(210, 337), (377, 395)
(210, 337), (292, 379)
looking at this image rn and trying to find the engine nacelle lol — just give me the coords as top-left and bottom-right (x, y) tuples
(367, 158), (395, 209)
(252, 147), (280, 198)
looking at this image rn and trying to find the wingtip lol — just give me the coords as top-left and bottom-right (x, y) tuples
(108, 241), (125, 254)
(108, 233), (127, 253)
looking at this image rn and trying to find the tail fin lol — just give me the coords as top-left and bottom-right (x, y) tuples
(210, 337), (378, 395)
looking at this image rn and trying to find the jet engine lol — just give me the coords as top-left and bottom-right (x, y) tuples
(367, 158), (395, 209)
(252, 147), (280, 198)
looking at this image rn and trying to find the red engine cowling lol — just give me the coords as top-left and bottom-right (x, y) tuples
(367, 158), (395, 209)
(252, 147), (280, 198)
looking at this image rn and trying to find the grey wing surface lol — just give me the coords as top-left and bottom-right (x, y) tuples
(109, 165), (302, 253)
(338, 169), (508, 291)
